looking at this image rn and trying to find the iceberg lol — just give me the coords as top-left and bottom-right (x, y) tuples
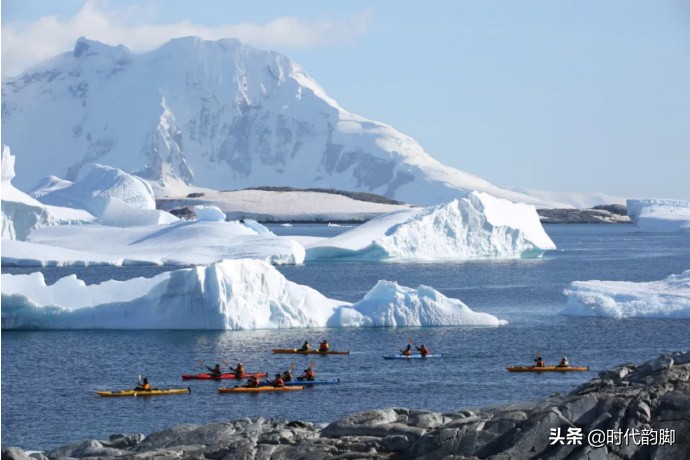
(97, 197), (179, 227)
(627, 198), (690, 232)
(561, 271), (690, 319)
(331, 280), (508, 327)
(306, 192), (556, 261)
(2, 219), (306, 266)
(1, 260), (506, 329)
(2, 146), (94, 240)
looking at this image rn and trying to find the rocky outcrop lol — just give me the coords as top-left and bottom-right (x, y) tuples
(538, 205), (630, 224)
(4, 352), (688, 459)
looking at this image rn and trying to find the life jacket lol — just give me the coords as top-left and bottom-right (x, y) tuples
(300, 344), (310, 351)
(142, 383), (151, 390)
(273, 378), (285, 387)
(235, 365), (245, 375)
(402, 348), (412, 356)
(247, 378), (259, 388)
(319, 342), (329, 352)
(305, 370), (315, 381)
(282, 372), (292, 382)
(419, 347), (429, 355)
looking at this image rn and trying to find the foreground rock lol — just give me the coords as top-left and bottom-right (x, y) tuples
(5, 352), (689, 459)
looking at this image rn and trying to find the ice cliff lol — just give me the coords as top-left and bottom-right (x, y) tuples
(627, 198), (690, 232)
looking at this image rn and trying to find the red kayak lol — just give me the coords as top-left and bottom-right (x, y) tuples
(182, 372), (267, 380)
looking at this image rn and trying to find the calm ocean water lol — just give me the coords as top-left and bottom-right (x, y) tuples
(2, 224), (690, 450)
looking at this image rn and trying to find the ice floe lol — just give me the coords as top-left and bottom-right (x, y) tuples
(561, 271), (690, 319)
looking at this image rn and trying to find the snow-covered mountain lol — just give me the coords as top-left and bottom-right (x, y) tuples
(2, 36), (559, 207)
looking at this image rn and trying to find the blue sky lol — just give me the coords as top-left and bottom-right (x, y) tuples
(3, 0), (690, 200)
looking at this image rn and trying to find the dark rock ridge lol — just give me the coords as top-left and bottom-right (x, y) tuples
(4, 352), (688, 459)
(538, 205), (630, 224)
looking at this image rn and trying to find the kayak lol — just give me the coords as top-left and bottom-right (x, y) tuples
(182, 372), (267, 380)
(506, 366), (590, 373)
(272, 349), (349, 355)
(283, 379), (340, 386)
(96, 388), (190, 397)
(218, 386), (304, 393)
(382, 354), (443, 359)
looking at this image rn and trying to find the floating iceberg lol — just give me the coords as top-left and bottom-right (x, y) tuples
(561, 271), (690, 319)
(1, 260), (506, 329)
(330, 280), (508, 327)
(627, 198), (690, 232)
(2, 146), (94, 240)
(306, 192), (556, 261)
(2, 219), (305, 266)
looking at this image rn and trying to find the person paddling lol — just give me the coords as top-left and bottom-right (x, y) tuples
(416, 344), (430, 357)
(534, 355), (545, 368)
(271, 373), (285, 388)
(400, 344), (413, 356)
(299, 341), (310, 352)
(244, 375), (261, 388)
(231, 362), (245, 376)
(298, 367), (316, 381)
(135, 377), (151, 391)
(282, 368), (293, 382)
(319, 340), (330, 352)
(558, 356), (569, 367)
(206, 363), (223, 378)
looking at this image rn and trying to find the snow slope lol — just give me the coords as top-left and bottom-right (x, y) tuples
(2, 219), (305, 266)
(1, 146), (93, 240)
(1, 259), (506, 329)
(561, 271), (690, 319)
(627, 199), (690, 232)
(157, 189), (412, 222)
(306, 192), (556, 261)
(2, 36), (558, 207)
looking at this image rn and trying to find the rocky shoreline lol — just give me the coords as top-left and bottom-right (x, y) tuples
(4, 352), (688, 459)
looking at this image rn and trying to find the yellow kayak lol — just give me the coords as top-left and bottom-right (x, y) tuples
(218, 386), (304, 393)
(272, 348), (349, 355)
(506, 366), (589, 373)
(96, 388), (190, 397)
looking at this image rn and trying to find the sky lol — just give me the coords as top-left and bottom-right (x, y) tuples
(2, 0), (690, 200)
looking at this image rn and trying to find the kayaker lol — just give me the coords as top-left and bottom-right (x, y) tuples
(400, 344), (413, 356)
(298, 368), (316, 381)
(231, 362), (245, 376)
(282, 368), (293, 382)
(416, 344), (430, 356)
(206, 364), (223, 377)
(135, 377), (151, 391)
(244, 375), (261, 388)
(534, 356), (545, 367)
(558, 356), (569, 367)
(299, 341), (310, 352)
(319, 340), (330, 352)
(271, 373), (286, 388)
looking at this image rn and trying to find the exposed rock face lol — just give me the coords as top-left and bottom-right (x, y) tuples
(538, 205), (630, 224)
(4, 352), (688, 459)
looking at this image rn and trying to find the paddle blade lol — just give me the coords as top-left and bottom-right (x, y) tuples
(289, 363), (296, 370)
(408, 337), (414, 344)
(221, 358), (229, 366)
(309, 361), (316, 369)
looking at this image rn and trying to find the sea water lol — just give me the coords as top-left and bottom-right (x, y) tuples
(2, 224), (690, 450)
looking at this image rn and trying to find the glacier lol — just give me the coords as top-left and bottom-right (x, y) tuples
(2, 36), (561, 208)
(306, 192), (556, 261)
(1, 146), (94, 240)
(1, 259), (506, 330)
(561, 271), (690, 319)
(627, 198), (690, 232)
